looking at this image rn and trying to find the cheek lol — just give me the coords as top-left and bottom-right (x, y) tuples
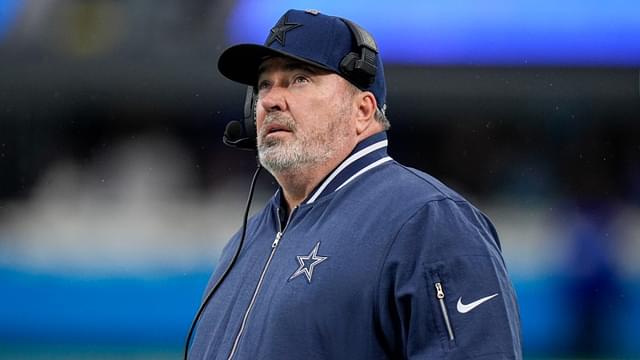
(290, 92), (336, 124)
(309, 96), (352, 127)
(254, 106), (266, 128)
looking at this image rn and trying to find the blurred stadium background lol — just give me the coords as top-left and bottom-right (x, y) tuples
(1, 0), (639, 359)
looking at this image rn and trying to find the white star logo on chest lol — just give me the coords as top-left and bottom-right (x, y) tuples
(289, 241), (328, 284)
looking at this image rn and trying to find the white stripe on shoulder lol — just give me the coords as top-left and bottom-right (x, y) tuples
(306, 140), (388, 204)
(335, 156), (392, 192)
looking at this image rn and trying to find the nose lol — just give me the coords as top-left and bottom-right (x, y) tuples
(258, 86), (287, 113)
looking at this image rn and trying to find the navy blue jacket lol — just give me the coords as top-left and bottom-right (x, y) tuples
(190, 132), (522, 359)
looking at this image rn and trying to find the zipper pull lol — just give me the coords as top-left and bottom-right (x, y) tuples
(435, 281), (455, 341)
(272, 232), (283, 248)
(435, 282), (445, 299)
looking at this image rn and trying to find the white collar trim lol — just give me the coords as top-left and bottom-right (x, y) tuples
(306, 140), (389, 204)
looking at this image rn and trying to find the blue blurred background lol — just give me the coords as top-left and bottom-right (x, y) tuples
(1, 0), (639, 359)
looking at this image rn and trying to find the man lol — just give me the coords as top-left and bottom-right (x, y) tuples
(188, 9), (522, 359)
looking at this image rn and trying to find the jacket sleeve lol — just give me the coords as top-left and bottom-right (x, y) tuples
(375, 198), (522, 359)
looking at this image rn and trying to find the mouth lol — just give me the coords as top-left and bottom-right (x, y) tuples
(264, 124), (292, 137)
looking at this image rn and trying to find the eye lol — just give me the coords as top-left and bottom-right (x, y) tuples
(257, 80), (272, 91)
(293, 75), (310, 84)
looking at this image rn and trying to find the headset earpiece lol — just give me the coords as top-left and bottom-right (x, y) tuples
(222, 86), (257, 151)
(339, 19), (379, 87)
(243, 86), (257, 143)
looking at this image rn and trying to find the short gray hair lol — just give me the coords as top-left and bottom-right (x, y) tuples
(375, 106), (390, 130)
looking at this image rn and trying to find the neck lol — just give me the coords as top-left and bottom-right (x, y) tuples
(273, 154), (343, 212)
(271, 129), (385, 212)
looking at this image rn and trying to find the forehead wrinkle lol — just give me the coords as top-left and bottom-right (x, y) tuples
(257, 58), (328, 80)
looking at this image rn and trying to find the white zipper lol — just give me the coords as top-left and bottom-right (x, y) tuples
(435, 282), (455, 341)
(227, 207), (296, 360)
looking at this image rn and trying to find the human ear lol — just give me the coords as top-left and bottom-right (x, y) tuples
(355, 91), (377, 135)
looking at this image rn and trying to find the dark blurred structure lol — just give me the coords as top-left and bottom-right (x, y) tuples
(1, 1), (639, 205)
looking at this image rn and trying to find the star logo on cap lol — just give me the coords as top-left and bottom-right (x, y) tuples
(289, 242), (328, 284)
(266, 14), (302, 46)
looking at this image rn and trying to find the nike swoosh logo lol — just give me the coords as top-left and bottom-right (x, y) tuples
(456, 293), (499, 314)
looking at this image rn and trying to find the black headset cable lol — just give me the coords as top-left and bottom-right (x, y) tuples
(183, 164), (263, 359)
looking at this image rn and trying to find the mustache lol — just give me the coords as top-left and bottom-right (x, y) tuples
(259, 113), (296, 135)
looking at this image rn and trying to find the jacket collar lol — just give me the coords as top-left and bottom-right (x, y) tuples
(305, 131), (392, 204)
(272, 132), (392, 210)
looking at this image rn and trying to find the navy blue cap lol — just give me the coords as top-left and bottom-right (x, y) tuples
(218, 9), (386, 111)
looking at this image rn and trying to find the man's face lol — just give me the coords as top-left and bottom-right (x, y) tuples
(255, 57), (357, 174)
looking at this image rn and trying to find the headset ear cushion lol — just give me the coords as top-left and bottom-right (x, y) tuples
(340, 52), (359, 74)
(246, 92), (257, 140)
(243, 86), (257, 149)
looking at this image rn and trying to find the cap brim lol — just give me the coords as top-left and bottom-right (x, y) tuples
(217, 44), (334, 86)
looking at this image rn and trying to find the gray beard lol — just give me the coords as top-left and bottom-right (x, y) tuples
(257, 113), (349, 175)
(257, 133), (334, 174)
(256, 87), (354, 175)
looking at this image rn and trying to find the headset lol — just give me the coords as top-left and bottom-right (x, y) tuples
(183, 17), (379, 359)
(338, 19), (379, 88)
(222, 18), (378, 152)
(222, 86), (257, 151)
